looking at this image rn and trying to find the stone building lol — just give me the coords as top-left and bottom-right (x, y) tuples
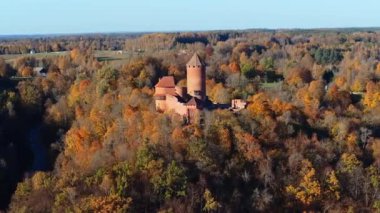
(154, 53), (247, 121)
(154, 53), (206, 121)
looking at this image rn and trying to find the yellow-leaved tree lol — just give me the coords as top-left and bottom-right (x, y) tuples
(286, 160), (321, 206)
(325, 170), (340, 201)
(363, 81), (380, 110)
(203, 189), (221, 212)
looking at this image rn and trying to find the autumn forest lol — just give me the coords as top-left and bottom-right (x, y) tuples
(1, 30), (380, 212)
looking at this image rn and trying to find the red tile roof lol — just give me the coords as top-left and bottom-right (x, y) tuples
(155, 76), (175, 88)
(186, 53), (204, 67)
(154, 89), (177, 97)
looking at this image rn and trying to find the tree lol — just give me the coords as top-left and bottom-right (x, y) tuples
(240, 63), (256, 79)
(375, 63), (380, 78)
(229, 62), (240, 73)
(0, 58), (11, 77)
(239, 53), (256, 78)
(70, 48), (81, 62)
(325, 171), (340, 201)
(20, 66), (33, 77)
(371, 139), (380, 165)
(151, 161), (187, 200)
(260, 57), (274, 71)
(81, 195), (132, 212)
(363, 82), (380, 110)
(286, 160), (321, 206)
(17, 81), (43, 111)
(312, 48), (343, 65)
(285, 67), (312, 87)
(251, 188), (273, 211)
(351, 79), (365, 92)
(111, 162), (132, 197)
(247, 93), (272, 118)
(203, 189), (220, 212)
(96, 67), (119, 96)
(236, 132), (263, 162)
(67, 79), (91, 107)
(209, 83), (230, 104)
(365, 165), (380, 208)
(337, 153), (364, 200)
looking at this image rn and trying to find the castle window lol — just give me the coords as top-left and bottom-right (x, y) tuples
(194, 91), (202, 96)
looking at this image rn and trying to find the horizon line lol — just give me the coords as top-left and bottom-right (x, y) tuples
(1, 26), (380, 38)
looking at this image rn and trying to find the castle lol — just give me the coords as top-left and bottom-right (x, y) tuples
(154, 53), (246, 121)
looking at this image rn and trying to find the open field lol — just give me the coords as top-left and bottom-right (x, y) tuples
(0, 51), (69, 63)
(260, 81), (282, 89)
(0, 50), (134, 63)
(94, 50), (132, 62)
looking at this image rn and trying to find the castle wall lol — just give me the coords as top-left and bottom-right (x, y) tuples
(155, 97), (167, 112)
(165, 95), (188, 116)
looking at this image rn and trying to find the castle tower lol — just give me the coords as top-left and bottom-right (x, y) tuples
(186, 53), (206, 101)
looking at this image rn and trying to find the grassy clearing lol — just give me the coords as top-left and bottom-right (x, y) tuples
(1, 51), (69, 63)
(94, 50), (134, 63)
(260, 82), (282, 89)
(0, 50), (133, 63)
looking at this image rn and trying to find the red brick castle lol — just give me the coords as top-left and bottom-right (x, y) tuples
(154, 53), (246, 121)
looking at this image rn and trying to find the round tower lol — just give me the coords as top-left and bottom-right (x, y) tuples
(186, 53), (206, 101)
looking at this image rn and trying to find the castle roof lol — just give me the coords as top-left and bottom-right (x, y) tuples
(186, 53), (204, 67)
(155, 76), (175, 88)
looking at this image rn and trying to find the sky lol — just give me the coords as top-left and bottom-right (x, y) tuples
(0, 0), (380, 35)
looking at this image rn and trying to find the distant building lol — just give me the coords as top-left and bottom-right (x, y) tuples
(230, 99), (247, 112)
(30, 49), (36, 55)
(33, 67), (47, 77)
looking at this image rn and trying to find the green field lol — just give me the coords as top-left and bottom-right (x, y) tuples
(0, 51), (69, 63)
(94, 50), (132, 62)
(260, 82), (282, 89)
(0, 50), (133, 63)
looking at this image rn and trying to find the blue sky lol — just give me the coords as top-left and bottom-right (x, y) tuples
(0, 0), (379, 35)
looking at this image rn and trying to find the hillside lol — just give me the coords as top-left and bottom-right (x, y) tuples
(1, 30), (380, 212)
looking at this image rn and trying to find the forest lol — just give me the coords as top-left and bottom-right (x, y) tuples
(1, 29), (380, 212)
